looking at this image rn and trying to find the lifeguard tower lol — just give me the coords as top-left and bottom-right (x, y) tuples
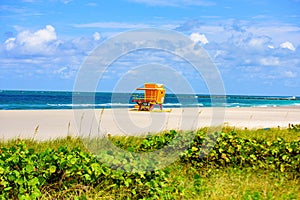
(132, 83), (166, 111)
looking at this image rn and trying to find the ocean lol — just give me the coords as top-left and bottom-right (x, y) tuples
(0, 90), (299, 110)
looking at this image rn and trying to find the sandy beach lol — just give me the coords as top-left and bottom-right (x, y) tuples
(0, 107), (299, 140)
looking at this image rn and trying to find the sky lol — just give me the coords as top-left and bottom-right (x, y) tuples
(0, 0), (300, 96)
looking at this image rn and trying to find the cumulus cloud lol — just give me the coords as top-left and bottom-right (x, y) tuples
(19, 25), (56, 45)
(93, 32), (101, 41)
(54, 66), (76, 79)
(190, 33), (209, 44)
(5, 25), (57, 55)
(2, 25), (104, 58)
(190, 19), (300, 91)
(1, 19), (300, 93)
(283, 70), (297, 78)
(4, 38), (16, 50)
(259, 57), (280, 66)
(248, 36), (272, 49)
(0, 25), (104, 81)
(61, 0), (73, 3)
(177, 19), (300, 90)
(280, 41), (296, 51)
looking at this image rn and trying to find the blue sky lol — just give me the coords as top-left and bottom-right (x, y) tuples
(1, 0), (300, 95)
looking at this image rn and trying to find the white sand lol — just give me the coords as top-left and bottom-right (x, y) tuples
(0, 107), (299, 140)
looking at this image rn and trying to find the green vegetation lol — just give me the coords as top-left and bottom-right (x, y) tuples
(0, 126), (299, 199)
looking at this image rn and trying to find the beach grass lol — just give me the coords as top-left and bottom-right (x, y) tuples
(35, 163), (299, 199)
(1, 127), (299, 151)
(222, 126), (300, 142)
(0, 127), (299, 199)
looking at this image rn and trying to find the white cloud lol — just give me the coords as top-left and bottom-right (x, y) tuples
(0, 25), (101, 81)
(248, 24), (300, 47)
(93, 32), (101, 41)
(176, 19), (300, 48)
(56, 66), (67, 73)
(61, 0), (73, 4)
(19, 25), (56, 46)
(173, 19), (300, 92)
(54, 66), (75, 79)
(190, 33), (209, 44)
(50, 0), (73, 4)
(5, 25), (57, 55)
(259, 57), (280, 66)
(280, 41), (296, 51)
(283, 70), (297, 78)
(248, 37), (271, 49)
(249, 38), (264, 47)
(2, 24), (104, 59)
(1, 18), (300, 93)
(4, 38), (16, 50)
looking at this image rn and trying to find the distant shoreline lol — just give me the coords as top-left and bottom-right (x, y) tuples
(1, 89), (299, 97)
(1, 90), (300, 110)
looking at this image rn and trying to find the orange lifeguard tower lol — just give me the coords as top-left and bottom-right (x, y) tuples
(132, 83), (166, 111)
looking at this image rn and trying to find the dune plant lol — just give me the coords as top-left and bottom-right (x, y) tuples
(0, 127), (299, 199)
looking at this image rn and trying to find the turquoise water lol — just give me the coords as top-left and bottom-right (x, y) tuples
(0, 90), (299, 110)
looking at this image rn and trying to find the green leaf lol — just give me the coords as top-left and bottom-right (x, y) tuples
(49, 165), (56, 174)
(132, 188), (136, 195)
(16, 178), (24, 185)
(191, 146), (198, 152)
(4, 186), (12, 191)
(25, 164), (35, 173)
(250, 154), (257, 160)
(282, 155), (289, 161)
(28, 177), (39, 186)
(30, 190), (42, 199)
(83, 174), (91, 181)
(0, 167), (5, 174)
(280, 164), (285, 172)
(124, 178), (132, 187)
(70, 157), (77, 165)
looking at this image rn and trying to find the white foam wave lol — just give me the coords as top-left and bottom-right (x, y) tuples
(47, 103), (133, 107)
